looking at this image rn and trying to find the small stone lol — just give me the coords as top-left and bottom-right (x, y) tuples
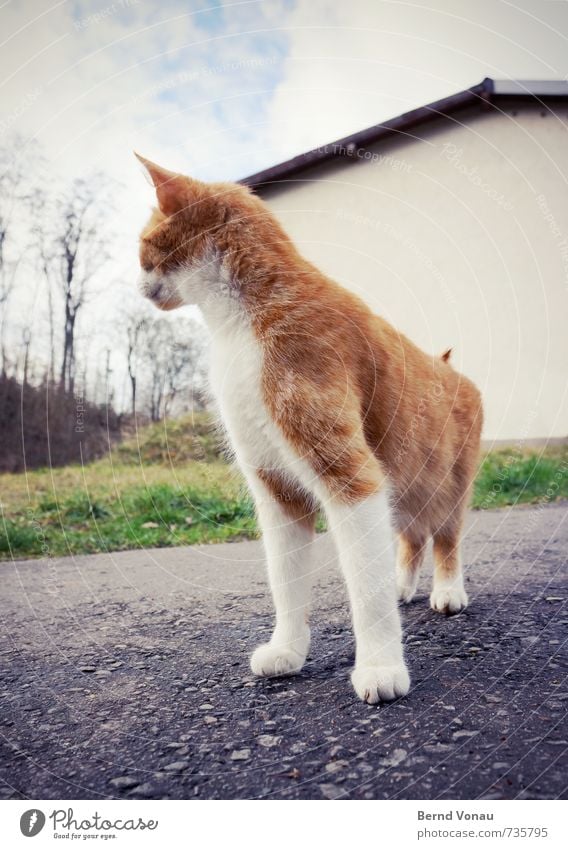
(79, 666), (97, 673)
(204, 716), (217, 725)
(453, 730), (478, 739)
(141, 521), (160, 528)
(257, 734), (281, 748)
(163, 760), (189, 772)
(424, 742), (453, 753)
(128, 782), (156, 797)
(320, 783), (343, 800)
(185, 516), (194, 525)
(199, 704), (214, 710)
(380, 748), (407, 767)
(231, 749), (250, 761)
(325, 760), (349, 774)
(109, 776), (139, 790)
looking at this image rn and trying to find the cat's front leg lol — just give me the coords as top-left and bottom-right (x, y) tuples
(324, 488), (410, 703)
(249, 475), (317, 677)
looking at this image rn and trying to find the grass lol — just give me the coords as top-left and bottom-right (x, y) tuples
(0, 414), (257, 559)
(472, 445), (568, 509)
(0, 460), (257, 559)
(0, 416), (566, 561)
(113, 411), (221, 465)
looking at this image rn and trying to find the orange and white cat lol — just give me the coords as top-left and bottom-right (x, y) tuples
(135, 154), (483, 704)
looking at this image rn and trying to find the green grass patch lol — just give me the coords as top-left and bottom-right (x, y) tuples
(1, 472), (257, 559)
(472, 446), (568, 509)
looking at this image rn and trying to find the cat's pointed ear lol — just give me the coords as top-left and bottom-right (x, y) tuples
(135, 153), (187, 217)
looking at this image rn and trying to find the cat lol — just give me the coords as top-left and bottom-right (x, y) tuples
(135, 154), (483, 704)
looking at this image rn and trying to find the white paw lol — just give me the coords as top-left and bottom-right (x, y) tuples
(351, 662), (411, 704)
(430, 582), (468, 614)
(250, 643), (307, 677)
(396, 567), (419, 604)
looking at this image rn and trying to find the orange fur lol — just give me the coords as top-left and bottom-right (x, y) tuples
(256, 468), (317, 528)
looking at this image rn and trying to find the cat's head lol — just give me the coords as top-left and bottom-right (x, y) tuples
(136, 154), (259, 311)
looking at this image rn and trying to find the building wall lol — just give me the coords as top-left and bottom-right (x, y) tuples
(258, 103), (568, 441)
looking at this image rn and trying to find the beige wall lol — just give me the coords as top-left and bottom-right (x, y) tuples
(259, 103), (568, 441)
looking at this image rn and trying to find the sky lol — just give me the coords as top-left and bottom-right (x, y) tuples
(1, 0), (568, 410)
(3, 1), (568, 203)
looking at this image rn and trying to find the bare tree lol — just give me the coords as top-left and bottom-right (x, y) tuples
(0, 140), (129, 472)
(164, 332), (207, 415)
(0, 137), (49, 379)
(30, 187), (59, 382)
(126, 311), (149, 416)
(0, 142), (27, 375)
(138, 315), (207, 421)
(21, 326), (32, 386)
(51, 176), (113, 394)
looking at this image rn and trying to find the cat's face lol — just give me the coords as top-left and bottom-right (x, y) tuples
(138, 207), (187, 311)
(136, 155), (233, 310)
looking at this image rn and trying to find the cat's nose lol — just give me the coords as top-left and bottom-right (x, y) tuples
(149, 281), (163, 300)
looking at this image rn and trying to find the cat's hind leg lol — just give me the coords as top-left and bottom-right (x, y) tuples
(430, 527), (468, 614)
(396, 532), (427, 604)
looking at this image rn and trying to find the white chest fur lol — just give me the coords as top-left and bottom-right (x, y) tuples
(206, 314), (315, 495)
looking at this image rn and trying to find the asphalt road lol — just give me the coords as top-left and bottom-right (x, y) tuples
(1, 503), (566, 800)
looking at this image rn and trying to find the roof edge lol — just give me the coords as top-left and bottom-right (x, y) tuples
(241, 77), (567, 191)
